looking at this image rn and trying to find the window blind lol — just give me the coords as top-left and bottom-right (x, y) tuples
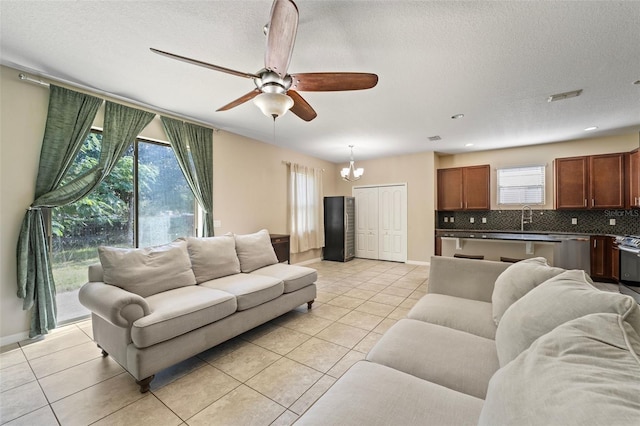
(497, 165), (545, 205)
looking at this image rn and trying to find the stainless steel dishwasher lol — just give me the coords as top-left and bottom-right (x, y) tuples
(552, 235), (591, 274)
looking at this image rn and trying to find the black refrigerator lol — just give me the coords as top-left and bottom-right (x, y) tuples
(323, 196), (355, 262)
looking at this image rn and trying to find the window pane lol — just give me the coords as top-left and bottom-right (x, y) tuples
(497, 165), (545, 205)
(138, 141), (195, 247)
(52, 133), (134, 322)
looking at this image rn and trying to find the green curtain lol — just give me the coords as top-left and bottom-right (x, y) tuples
(161, 116), (214, 237)
(17, 85), (102, 337)
(17, 89), (155, 337)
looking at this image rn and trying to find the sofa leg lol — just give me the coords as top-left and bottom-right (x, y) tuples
(307, 300), (314, 309)
(97, 345), (108, 357)
(136, 375), (154, 393)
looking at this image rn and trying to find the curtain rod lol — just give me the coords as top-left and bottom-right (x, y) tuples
(282, 161), (325, 171)
(16, 72), (218, 131)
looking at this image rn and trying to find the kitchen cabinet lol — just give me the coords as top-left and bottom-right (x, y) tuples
(555, 153), (625, 209)
(437, 165), (490, 211)
(590, 235), (618, 282)
(629, 149), (640, 208)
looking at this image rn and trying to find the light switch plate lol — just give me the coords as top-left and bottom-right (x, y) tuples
(450, 217), (455, 223)
(470, 217), (475, 223)
(610, 218), (616, 226)
(571, 218), (578, 225)
(482, 217), (487, 223)
(444, 217), (448, 223)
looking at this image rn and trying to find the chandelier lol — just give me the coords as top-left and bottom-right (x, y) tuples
(340, 145), (364, 182)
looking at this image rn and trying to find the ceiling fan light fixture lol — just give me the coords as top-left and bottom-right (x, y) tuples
(253, 92), (294, 119)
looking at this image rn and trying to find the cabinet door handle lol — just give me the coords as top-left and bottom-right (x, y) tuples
(594, 240), (597, 248)
(592, 199), (595, 207)
(584, 199), (587, 207)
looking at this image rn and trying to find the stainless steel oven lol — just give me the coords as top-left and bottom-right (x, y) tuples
(616, 235), (640, 303)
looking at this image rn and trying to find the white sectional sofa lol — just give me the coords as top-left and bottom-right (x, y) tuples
(297, 256), (640, 425)
(79, 229), (316, 392)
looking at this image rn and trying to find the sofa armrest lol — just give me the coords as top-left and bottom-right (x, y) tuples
(79, 281), (151, 328)
(428, 256), (510, 303)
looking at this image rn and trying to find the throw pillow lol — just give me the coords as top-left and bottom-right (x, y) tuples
(480, 313), (640, 426)
(98, 240), (196, 297)
(187, 235), (241, 283)
(234, 229), (279, 273)
(495, 269), (640, 366)
(491, 257), (564, 325)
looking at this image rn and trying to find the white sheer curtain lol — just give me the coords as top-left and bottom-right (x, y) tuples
(287, 163), (324, 253)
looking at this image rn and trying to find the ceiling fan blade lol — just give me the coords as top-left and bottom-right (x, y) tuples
(290, 73), (379, 91)
(287, 90), (317, 121)
(265, 0), (299, 77)
(216, 89), (261, 111)
(150, 48), (258, 79)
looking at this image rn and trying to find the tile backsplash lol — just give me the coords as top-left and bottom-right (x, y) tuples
(437, 209), (640, 236)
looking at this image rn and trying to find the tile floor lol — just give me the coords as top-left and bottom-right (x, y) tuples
(0, 259), (429, 426)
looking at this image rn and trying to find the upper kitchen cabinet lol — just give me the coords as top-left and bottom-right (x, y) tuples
(555, 153), (625, 209)
(629, 149), (639, 208)
(437, 165), (490, 211)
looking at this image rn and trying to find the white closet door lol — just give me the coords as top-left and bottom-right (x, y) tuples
(354, 187), (379, 259)
(378, 185), (407, 262)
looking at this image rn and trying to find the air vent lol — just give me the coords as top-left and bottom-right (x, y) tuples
(428, 135), (442, 141)
(547, 89), (583, 102)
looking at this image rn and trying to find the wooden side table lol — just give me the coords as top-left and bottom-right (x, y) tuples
(270, 234), (290, 264)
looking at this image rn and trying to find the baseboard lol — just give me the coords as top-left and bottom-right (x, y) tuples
(294, 257), (323, 266)
(406, 260), (431, 266)
(1, 331), (30, 347)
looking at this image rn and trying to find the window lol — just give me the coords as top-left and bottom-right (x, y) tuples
(51, 131), (195, 322)
(497, 165), (546, 205)
(288, 163), (324, 253)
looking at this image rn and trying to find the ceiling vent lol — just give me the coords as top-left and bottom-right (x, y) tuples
(547, 89), (583, 102)
(428, 135), (442, 141)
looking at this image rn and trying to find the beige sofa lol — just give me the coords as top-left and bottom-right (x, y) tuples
(297, 256), (640, 425)
(79, 229), (316, 392)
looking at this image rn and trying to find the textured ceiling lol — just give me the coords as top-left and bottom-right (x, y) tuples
(1, 1), (639, 163)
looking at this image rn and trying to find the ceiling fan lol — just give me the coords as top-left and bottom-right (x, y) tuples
(151, 0), (378, 121)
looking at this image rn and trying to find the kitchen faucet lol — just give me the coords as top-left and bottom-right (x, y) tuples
(521, 205), (533, 231)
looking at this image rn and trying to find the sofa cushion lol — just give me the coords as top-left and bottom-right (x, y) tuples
(187, 235), (241, 283)
(491, 257), (564, 325)
(480, 313), (640, 426)
(250, 263), (317, 293)
(296, 361), (484, 426)
(200, 273), (284, 310)
(234, 229), (279, 273)
(495, 269), (640, 366)
(408, 294), (496, 339)
(131, 286), (237, 348)
(366, 319), (499, 399)
(98, 240), (196, 297)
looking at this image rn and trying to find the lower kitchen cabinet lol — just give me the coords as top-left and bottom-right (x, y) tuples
(590, 235), (618, 282)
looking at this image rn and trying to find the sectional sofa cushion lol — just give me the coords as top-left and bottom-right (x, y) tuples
(296, 361), (484, 426)
(495, 269), (640, 366)
(250, 263), (318, 293)
(200, 273), (284, 310)
(187, 235), (241, 283)
(491, 257), (564, 325)
(131, 286), (237, 348)
(234, 229), (279, 273)
(98, 240), (196, 297)
(480, 313), (640, 426)
(408, 294), (497, 339)
(366, 319), (499, 399)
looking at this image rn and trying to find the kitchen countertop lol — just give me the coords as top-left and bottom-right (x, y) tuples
(435, 229), (596, 243)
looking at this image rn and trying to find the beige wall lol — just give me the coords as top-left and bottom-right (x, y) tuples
(436, 134), (639, 210)
(332, 152), (437, 264)
(0, 65), (335, 343)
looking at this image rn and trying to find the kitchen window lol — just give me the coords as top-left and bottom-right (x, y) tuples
(497, 165), (546, 205)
